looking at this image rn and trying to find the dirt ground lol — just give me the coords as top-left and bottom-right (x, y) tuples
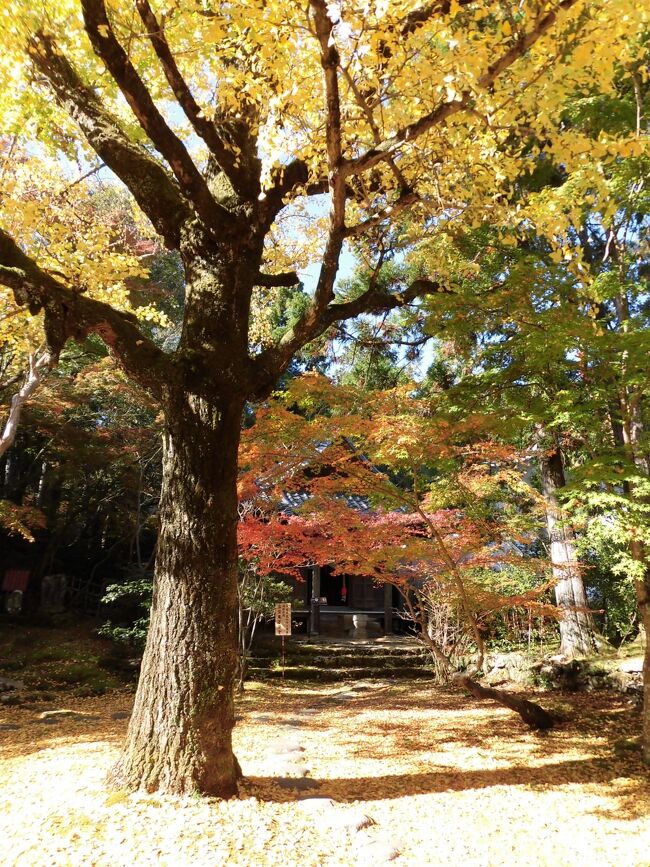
(1, 680), (649, 866)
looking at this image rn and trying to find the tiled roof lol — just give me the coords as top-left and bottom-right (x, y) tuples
(279, 491), (371, 514)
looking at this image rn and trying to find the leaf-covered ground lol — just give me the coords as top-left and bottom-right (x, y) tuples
(1, 681), (649, 866)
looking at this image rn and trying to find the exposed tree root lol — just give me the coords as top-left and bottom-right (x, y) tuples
(457, 675), (555, 730)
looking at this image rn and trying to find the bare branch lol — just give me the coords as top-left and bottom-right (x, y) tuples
(81, 0), (232, 233)
(28, 33), (189, 249)
(0, 228), (168, 396)
(134, 0), (254, 196)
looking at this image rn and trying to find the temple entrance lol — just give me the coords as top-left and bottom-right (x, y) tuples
(319, 565), (349, 606)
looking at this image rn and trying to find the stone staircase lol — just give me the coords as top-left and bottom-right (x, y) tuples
(246, 637), (435, 682)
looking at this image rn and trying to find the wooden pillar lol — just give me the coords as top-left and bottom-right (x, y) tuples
(384, 581), (393, 635)
(312, 565), (321, 599)
(310, 565), (321, 636)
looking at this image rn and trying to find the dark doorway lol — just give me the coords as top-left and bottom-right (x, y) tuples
(320, 565), (349, 606)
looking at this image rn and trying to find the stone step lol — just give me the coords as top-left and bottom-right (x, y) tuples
(247, 637), (433, 683)
(247, 665), (433, 682)
(249, 652), (429, 668)
(251, 644), (427, 660)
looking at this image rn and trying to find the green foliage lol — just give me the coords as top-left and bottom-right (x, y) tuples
(238, 565), (293, 620)
(100, 573), (154, 649)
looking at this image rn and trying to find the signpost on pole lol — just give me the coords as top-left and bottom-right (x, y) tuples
(274, 603), (292, 679)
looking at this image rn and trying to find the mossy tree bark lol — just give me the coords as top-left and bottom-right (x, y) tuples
(109, 383), (245, 795)
(105, 236), (264, 795)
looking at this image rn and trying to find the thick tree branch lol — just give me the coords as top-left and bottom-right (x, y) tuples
(263, 161), (329, 224)
(344, 0), (580, 179)
(342, 96), (470, 178)
(457, 675), (555, 729)
(250, 278), (445, 397)
(253, 1), (352, 396)
(478, 0), (579, 88)
(28, 34), (189, 250)
(400, 0), (478, 37)
(0, 228), (168, 396)
(342, 65), (410, 191)
(308, 0), (347, 318)
(324, 278), (443, 324)
(255, 271), (301, 288)
(134, 0), (252, 197)
(81, 0), (232, 233)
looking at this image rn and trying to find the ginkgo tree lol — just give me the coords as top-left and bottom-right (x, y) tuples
(0, 0), (646, 795)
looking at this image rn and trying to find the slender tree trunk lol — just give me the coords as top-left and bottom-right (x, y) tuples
(109, 378), (245, 795)
(629, 539), (650, 765)
(616, 388), (650, 764)
(0, 352), (51, 459)
(539, 445), (597, 657)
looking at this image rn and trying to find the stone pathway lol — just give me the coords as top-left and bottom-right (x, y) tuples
(264, 687), (403, 864)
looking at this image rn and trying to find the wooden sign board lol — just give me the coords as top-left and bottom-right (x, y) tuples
(274, 603), (292, 636)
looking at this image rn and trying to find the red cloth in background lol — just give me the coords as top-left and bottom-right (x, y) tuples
(2, 570), (30, 592)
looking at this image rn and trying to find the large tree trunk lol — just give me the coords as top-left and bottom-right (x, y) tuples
(104, 218), (264, 795)
(109, 384), (244, 795)
(539, 445), (597, 657)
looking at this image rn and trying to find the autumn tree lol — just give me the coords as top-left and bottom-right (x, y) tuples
(395, 53), (650, 745)
(239, 373), (555, 728)
(0, 0), (645, 794)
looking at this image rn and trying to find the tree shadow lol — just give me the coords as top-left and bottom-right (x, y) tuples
(0, 715), (128, 760)
(244, 754), (650, 809)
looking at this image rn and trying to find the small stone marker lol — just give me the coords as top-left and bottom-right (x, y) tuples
(619, 658), (643, 673)
(359, 840), (401, 862)
(40, 574), (68, 614)
(4, 590), (23, 614)
(270, 743), (305, 756)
